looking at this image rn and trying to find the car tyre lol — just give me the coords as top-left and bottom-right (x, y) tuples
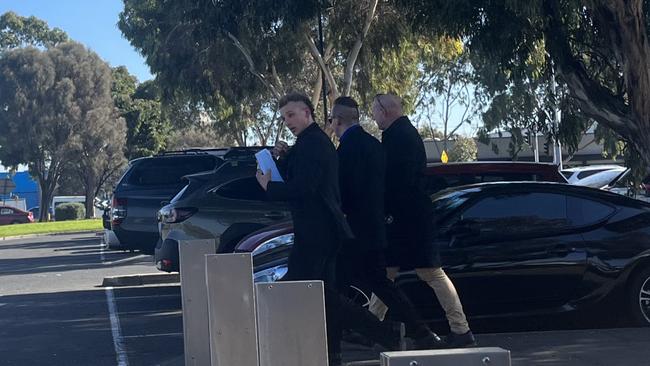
(628, 266), (650, 326)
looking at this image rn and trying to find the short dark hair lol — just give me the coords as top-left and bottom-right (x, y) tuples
(333, 96), (359, 109)
(279, 92), (315, 120)
(333, 96), (360, 124)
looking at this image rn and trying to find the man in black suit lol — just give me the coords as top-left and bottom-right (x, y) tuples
(256, 92), (405, 365)
(368, 93), (476, 348)
(329, 96), (445, 349)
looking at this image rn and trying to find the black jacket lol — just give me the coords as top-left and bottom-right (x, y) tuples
(337, 125), (387, 252)
(382, 116), (438, 268)
(267, 123), (351, 279)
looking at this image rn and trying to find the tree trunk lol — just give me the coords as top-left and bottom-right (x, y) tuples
(602, 0), (650, 166)
(36, 173), (57, 222)
(84, 176), (97, 219)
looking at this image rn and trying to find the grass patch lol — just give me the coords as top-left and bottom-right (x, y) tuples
(0, 219), (103, 238)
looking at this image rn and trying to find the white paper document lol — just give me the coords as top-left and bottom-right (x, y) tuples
(255, 149), (284, 182)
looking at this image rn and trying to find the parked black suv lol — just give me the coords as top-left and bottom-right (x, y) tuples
(111, 149), (236, 253)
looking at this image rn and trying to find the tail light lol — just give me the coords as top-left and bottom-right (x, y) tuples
(163, 207), (197, 224)
(112, 197), (128, 226)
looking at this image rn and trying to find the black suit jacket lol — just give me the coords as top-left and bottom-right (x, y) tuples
(266, 123), (351, 278)
(337, 125), (387, 252)
(382, 116), (438, 268)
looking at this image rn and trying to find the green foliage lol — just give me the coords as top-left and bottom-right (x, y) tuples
(111, 67), (171, 158)
(0, 42), (121, 221)
(0, 11), (68, 49)
(449, 136), (478, 162)
(394, 0), (650, 168)
(117, 0), (453, 144)
(55, 202), (85, 221)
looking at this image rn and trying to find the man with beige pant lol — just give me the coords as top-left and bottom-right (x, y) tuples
(369, 93), (475, 348)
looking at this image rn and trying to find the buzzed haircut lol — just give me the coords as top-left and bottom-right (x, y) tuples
(279, 92), (315, 120)
(334, 96), (359, 109)
(333, 96), (360, 124)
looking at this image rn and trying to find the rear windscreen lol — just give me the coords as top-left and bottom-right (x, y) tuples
(125, 156), (219, 187)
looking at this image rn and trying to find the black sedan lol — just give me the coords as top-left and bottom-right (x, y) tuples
(238, 182), (650, 326)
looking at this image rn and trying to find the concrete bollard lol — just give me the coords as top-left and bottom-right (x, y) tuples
(205, 253), (259, 366)
(256, 281), (329, 366)
(178, 239), (217, 366)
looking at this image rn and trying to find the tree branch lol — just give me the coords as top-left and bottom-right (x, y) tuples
(226, 31), (282, 99)
(305, 34), (339, 99)
(343, 0), (379, 95)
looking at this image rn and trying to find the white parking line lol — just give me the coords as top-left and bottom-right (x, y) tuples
(106, 287), (129, 366)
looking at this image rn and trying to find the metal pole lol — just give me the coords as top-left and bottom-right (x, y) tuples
(534, 131), (540, 163)
(317, 1), (328, 125)
(550, 61), (563, 170)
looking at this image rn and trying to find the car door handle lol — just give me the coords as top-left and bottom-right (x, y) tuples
(264, 212), (286, 220)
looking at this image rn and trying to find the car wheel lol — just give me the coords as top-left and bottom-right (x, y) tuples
(629, 266), (650, 326)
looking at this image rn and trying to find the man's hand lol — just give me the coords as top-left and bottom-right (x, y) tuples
(272, 141), (289, 159)
(256, 169), (272, 191)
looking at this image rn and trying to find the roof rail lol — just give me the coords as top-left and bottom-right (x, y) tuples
(223, 146), (272, 159)
(156, 147), (229, 156)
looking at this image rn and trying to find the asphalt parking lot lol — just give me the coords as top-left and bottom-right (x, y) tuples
(0, 233), (648, 366)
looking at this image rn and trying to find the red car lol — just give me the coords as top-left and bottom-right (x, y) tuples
(424, 161), (567, 192)
(0, 206), (35, 225)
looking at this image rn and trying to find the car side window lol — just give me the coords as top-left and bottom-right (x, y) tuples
(567, 196), (616, 226)
(461, 192), (570, 236)
(0, 208), (13, 215)
(126, 156), (219, 187)
(213, 177), (267, 201)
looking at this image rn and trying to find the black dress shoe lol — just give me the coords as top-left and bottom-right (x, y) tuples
(445, 330), (477, 348)
(413, 332), (446, 350)
(371, 321), (407, 352)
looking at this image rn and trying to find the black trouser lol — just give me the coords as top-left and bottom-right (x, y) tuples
(283, 240), (398, 355)
(337, 246), (432, 339)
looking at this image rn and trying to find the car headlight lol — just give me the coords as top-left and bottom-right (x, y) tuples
(254, 264), (288, 283)
(251, 233), (294, 256)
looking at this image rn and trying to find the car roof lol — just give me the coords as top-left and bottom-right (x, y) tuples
(128, 146), (269, 165)
(442, 181), (646, 204)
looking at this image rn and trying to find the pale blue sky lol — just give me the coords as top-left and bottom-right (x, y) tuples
(1, 0), (153, 82)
